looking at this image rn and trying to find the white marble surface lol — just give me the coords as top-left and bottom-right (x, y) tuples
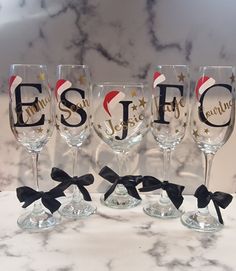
(1, 0), (236, 193)
(0, 191), (236, 271)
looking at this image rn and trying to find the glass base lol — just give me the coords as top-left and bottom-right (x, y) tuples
(101, 193), (141, 209)
(143, 200), (182, 219)
(17, 210), (60, 231)
(59, 200), (96, 219)
(181, 210), (222, 232)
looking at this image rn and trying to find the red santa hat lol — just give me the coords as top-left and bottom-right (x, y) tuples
(195, 76), (215, 100)
(153, 71), (166, 88)
(9, 75), (22, 95)
(103, 90), (125, 117)
(55, 79), (72, 100)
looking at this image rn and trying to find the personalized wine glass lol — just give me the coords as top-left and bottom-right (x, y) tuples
(181, 66), (235, 232)
(55, 64), (96, 218)
(9, 64), (56, 230)
(93, 83), (150, 208)
(144, 65), (190, 218)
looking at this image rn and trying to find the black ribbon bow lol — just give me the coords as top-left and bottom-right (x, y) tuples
(194, 185), (233, 224)
(16, 186), (65, 213)
(138, 176), (185, 209)
(99, 166), (142, 201)
(51, 167), (94, 201)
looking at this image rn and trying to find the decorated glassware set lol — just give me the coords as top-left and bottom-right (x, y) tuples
(9, 64), (235, 233)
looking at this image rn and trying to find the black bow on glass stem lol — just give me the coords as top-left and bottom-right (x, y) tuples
(194, 185), (233, 225)
(99, 166), (142, 201)
(50, 167), (94, 201)
(16, 186), (65, 213)
(138, 176), (185, 209)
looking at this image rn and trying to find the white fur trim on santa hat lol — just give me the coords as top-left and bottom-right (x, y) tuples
(153, 72), (166, 88)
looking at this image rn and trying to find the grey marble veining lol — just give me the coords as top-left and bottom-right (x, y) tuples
(0, 192), (236, 271)
(0, 0), (236, 193)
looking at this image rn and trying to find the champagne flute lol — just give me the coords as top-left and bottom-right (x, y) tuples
(9, 64), (56, 230)
(181, 66), (235, 232)
(93, 82), (150, 208)
(144, 65), (190, 218)
(55, 64), (96, 218)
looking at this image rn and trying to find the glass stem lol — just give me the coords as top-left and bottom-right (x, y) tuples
(198, 153), (215, 215)
(160, 148), (172, 204)
(204, 152), (214, 188)
(72, 146), (82, 202)
(115, 151), (127, 195)
(31, 152), (43, 214)
(32, 152), (39, 191)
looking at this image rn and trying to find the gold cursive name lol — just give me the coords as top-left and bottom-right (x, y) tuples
(58, 99), (90, 120)
(105, 113), (144, 136)
(153, 96), (185, 119)
(25, 96), (51, 118)
(205, 100), (233, 119)
(15, 96), (51, 124)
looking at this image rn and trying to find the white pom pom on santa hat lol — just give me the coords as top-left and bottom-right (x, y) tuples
(153, 71), (166, 88)
(103, 90), (125, 117)
(55, 79), (72, 100)
(195, 76), (215, 100)
(9, 75), (22, 95)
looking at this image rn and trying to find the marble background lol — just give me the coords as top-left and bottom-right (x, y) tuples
(1, 0), (236, 194)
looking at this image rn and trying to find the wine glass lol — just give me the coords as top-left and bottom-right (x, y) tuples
(144, 65), (190, 218)
(181, 65), (235, 232)
(55, 64), (96, 218)
(9, 64), (56, 230)
(93, 82), (150, 208)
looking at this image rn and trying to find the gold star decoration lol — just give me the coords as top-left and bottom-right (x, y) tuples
(139, 97), (147, 108)
(131, 104), (137, 111)
(192, 129), (199, 138)
(38, 72), (45, 81)
(130, 89), (137, 97)
(178, 73), (185, 82)
(204, 128), (209, 134)
(79, 75), (86, 85)
(230, 73), (235, 83)
(36, 127), (43, 133)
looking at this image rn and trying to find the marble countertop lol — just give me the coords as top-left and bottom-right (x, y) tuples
(0, 191), (235, 271)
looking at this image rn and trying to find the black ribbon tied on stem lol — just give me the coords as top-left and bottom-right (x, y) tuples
(194, 185), (233, 225)
(16, 186), (65, 213)
(138, 176), (185, 209)
(99, 166), (142, 201)
(51, 167), (94, 201)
